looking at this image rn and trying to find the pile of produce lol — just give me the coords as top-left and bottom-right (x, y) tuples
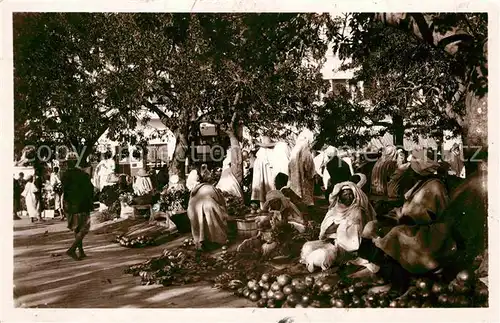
(114, 234), (156, 248)
(92, 209), (118, 224)
(99, 185), (122, 214)
(125, 249), (212, 286)
(124, 231), (488, 308)
(119, 192), (134, 205)
(225, 269), (488, 308)
(180, 238), (196, 248)
(113, 220), (179, 248)
(125, 246), (279, 287)
(223, 192), (251, 217)
(160, 186), (190, 213)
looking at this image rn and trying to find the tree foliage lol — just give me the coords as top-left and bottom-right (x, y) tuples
(14, 13), (332, 178)
(316, 13), (487, 151)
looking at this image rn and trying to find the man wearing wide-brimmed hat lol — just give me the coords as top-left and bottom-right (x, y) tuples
(61, 152), (94, 260)
(251, 136), (277, 209)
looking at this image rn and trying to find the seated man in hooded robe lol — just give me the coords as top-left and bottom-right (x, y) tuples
(370, 145), (398, 198)
(187, 168), (229, 251)
(257, 173), (307, 232)
(359, 148), (456, 293)
(300, 181), (377, 273)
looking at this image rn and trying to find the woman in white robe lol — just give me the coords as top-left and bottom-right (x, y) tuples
(251, 136), (277, 209)
(313, 146), (337, 190)
(300, 181), (377, 272)
(22, 175), (40, 222)
(271, 142), (291, 178)
(93, 153), (116, 192)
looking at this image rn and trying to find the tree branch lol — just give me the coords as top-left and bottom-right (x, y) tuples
(374, 13), (475, 56)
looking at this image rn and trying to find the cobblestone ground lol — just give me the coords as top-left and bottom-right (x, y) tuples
(13, 216), (253, 308)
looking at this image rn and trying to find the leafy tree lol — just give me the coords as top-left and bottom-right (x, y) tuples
(142, 14), (331, 184)
(14, 13), (332, 185)
(338, 13), (488, 174)
(317, 16), (467, 149)
(13, 13), (187, 165)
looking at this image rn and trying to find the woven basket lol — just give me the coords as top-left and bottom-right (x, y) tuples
(235, 216), (258, 238)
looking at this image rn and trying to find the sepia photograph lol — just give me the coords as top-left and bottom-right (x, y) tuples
(2, 4), (497, 321)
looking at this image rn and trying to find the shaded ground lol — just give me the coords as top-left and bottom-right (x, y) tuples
(13, 216), (254, 308)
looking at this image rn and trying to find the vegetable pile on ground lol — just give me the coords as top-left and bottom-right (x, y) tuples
(113, 220), (179, 248)
(124, 246), (280, 287)
(159, 186), (190, 213)
(223, 192), (251, 218)
(180, 237), (196, 248)
(114, 234), (156, 248)
(124, 239), (488, 308)
(226, 269), (488, 308)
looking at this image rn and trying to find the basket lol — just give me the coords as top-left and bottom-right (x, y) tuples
(235, 216), (258, 238)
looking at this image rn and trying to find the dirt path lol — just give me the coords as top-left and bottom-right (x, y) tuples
(13, 217), (254, 308)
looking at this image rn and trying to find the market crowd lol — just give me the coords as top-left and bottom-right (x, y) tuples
(13, 131), (486, 294)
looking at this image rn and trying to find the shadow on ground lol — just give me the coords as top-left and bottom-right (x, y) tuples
(14, 217), (253, 308)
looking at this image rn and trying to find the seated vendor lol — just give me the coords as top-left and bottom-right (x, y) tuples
(259, 173), (306, 230)
(300, 181), (376, 272)
(360, 147), (455, 293)
(187, 167), (229, 251)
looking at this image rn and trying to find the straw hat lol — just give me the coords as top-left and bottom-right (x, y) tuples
(136, 169), (149, 177)
(257, 136), (276, 148)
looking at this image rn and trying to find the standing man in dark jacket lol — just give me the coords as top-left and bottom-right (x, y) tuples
(61, 153), (94, 260)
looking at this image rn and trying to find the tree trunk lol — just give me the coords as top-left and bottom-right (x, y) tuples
(227, 97), (244, 186)
(462, 90), (487, 176)
(393, 114), (404, 148)
(142, 145), (149, 170)
(169, 127), (189, 185)
(228, 130), (243, 185)
(374, 13), (488, 175)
